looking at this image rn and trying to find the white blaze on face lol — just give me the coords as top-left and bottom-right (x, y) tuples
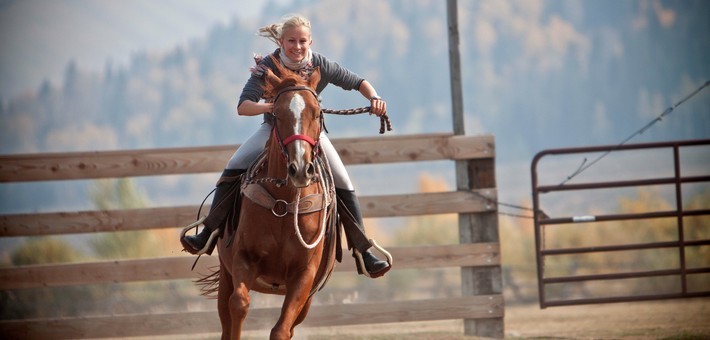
(289, 93), (307, 159)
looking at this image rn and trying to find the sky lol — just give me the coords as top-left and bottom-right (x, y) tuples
(0, 0), (263, 98)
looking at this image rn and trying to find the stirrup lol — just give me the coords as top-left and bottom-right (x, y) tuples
(354, 239), (394, 278)
(179, 216), (220, 255)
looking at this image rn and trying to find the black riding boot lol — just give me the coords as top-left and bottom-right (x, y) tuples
(182, 169), (245, 255)
(336, 188), (391, 278)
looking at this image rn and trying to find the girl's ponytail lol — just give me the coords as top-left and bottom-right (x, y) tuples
(257, 23), (282, 46)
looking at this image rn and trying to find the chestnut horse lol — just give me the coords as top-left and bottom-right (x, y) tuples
(206, 60), (338, 339)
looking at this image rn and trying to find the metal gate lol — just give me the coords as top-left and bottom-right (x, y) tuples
(531, 139), (710, 308)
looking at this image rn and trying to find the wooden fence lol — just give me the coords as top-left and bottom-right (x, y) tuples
(0, 133), (503, 338)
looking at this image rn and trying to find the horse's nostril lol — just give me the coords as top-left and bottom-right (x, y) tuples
(288, 163), (298, 178)
(305, 162), (315, 179)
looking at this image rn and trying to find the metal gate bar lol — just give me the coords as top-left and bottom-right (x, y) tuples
(531, 139), (710, 308)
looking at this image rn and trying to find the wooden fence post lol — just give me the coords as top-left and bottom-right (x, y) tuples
(447, 0), (504, 337)
(459, 157), (503, 337)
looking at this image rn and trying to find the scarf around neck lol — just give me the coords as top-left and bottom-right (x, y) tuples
(279, 47), (313, 71)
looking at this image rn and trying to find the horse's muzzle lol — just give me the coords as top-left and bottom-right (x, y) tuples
(288, 160), (316, 188)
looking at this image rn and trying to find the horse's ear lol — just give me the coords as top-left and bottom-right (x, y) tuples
(265, 68), (279, 82)
(309, 66), (321, 90)
(264, 68), (280, 91)
(269, 54), (286, 77)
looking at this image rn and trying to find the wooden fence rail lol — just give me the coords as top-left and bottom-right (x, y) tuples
(0, 134), (493, 182)
(0, 243), (500, 290)
(0, 133), (502, 339)
(1, 295), (504, 339)
(1, 190), (496, 237)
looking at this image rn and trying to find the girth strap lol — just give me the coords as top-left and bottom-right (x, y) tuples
(242, 183), (326, 216)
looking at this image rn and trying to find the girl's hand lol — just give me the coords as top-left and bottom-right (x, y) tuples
(370, 96), (387, 117)
(261, 102), (274, 113)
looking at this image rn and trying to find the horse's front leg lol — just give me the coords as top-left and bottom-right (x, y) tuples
(291, 296), (313, 336)
(229, 281), (251, 339)
(229, 258), (258, 339)
(270, 269), (317, 340)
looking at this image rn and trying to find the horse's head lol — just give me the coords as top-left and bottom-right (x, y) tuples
(263, 58), (322, 188)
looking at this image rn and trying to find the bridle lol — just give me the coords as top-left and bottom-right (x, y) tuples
(271, 85), (323, 161)
(264, 85), (331, 250)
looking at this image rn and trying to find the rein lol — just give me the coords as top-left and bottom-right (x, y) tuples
(291, 170), (330, 249)
(250, 83), (392, 251)
(322, 107), (393, 134)
(274, 85), (394, 135)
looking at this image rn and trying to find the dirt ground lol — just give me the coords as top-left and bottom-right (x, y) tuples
(503, 298), (709, 339)
(160, 298), (708, 339)
(263, 298), (710, 339)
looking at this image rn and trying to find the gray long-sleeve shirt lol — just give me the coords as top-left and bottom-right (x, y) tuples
(238, 49), (365, 107)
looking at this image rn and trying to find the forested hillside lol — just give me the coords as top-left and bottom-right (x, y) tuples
(0, 1), (454, 155)
(1, 0), (707, 214)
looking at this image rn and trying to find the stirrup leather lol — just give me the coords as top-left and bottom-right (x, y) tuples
(179, 216), (220, 255)
(353, 239), (394, 278)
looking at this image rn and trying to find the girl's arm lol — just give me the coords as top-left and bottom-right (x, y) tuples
(237, 54), (278, 116)
(236, 100), (274, 116)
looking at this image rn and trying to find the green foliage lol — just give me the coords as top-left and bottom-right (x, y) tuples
(90, 230), (171, 259)
(3, 237), (95, 319)
(88, 178), (175, 259)
(84, 178), (196, 314)
(3, 178), (191, 320)
(90, 178), (147, 210)
(10, 236), (84, 265)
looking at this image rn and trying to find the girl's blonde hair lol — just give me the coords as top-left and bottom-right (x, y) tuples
(258, 14), (312, 46)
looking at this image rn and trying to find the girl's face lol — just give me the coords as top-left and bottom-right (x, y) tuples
(280, 25), (312, 61)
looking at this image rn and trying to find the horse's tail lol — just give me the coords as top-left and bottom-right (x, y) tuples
(195, 265), (220, 299)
